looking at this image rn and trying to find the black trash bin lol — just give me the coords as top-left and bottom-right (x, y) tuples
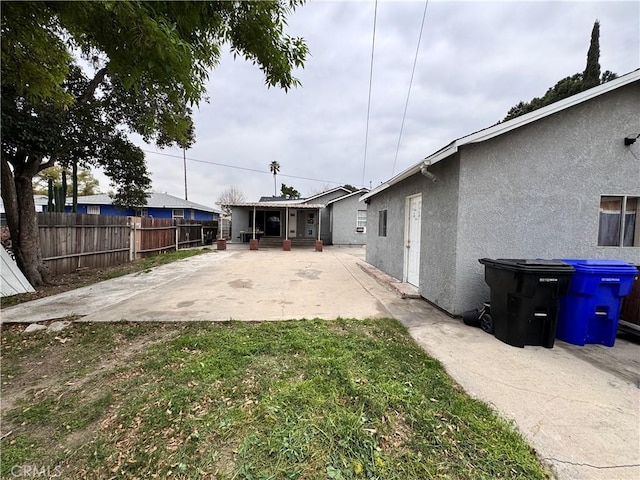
(479, 259), (575, 348)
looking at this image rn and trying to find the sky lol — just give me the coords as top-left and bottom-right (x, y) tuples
(97, 0), (640, 208)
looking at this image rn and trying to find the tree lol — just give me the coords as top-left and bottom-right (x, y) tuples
(269, 161), (281, 196)
(217, 186), (246, 218)
(583, 20), (601, 89)
(1, 1), (308, 286)
(2, 65), (153, 285)
(502, 20), (615, 122)
(280, 183), (301, 199)
(33, 166), (100, 197)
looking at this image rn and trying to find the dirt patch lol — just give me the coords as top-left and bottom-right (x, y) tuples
(326, 321), (378, 340)
(229, 279), (253, 289)
(0, 323), (181, 449)
(380, 413), (412, 453)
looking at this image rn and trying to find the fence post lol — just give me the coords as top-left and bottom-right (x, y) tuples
(175, 220), (179, 251)
(129, 217), (135, 261)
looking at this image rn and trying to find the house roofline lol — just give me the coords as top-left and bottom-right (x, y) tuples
(225, 202), (326, 209)
(361, 69), (640, 201)
(303, 186), (351, 202)
(326, 189), (369, 205)
(66, 193), (221, 214)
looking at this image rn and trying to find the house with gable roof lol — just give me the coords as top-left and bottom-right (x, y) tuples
(224, 186), (369, 247)
(362, 70), (640, 316)
(65, 192), (221, 221)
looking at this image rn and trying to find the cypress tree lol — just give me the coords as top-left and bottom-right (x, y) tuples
(583, 20), (601, 88)
(502, 19), (613, 122)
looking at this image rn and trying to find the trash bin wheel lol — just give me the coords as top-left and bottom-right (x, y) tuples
(480, 313), (494, 334)
(462, 309), (480, 327)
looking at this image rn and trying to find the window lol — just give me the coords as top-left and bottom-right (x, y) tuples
(598, 196), (639, 247)
(140, 208), (148, 217)
(87, 205), (100, 215)
(357, 210), (367, 232)
(378, 210), (387, 237)
(172, 209), (184, 219)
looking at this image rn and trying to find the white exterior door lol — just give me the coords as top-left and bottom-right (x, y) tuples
(405, 194), (422, 287)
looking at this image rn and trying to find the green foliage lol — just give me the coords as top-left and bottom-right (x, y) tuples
(1, 0), (309, 286)
(34, 166), (96, 196)
(47, 170), (67, 213)
(281, 183), (301, 199)
(2, 2), (308, 109)
(270, 160), (281, 195)
(2, 66), (153, 209)
(269, 161), (281, 175)
(583, 20), (601, 89)
(0, 2), (73, 107)
(502, 20), (616, 122)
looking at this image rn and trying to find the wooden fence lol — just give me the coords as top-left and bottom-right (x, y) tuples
(38, 213), (216, 274)
(38, 212), (130, 274)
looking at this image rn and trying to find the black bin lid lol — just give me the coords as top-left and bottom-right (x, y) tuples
(479, 258), (575, 274)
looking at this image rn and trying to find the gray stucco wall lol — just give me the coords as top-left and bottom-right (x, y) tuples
(329, 195), (367, 245)
(230, 207), (250, 242)
(366, 159), (461, 312)
(307, 190), (348, 244)
(367, 80), (639, 316)
(454, 81), (640, 314)
(419, 158), (461, 312)
(366, 188), (405, 281)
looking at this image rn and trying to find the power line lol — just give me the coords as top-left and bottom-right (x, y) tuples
(141, 149), (346, 187)
(361, 0), (378, 188)
(391, 0), (429, 176)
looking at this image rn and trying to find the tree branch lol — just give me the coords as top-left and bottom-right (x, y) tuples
(76, 66), (108, 104)
(37, 155), (59, 173)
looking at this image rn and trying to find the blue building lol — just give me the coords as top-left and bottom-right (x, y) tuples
(66, 193), (221, 221)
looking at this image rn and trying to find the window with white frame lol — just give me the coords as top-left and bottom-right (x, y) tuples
(87, 205), (100, 215)
(598, 196), (639, 247)
(356, 210), (367, 232)
(378, 210), (387, 237)
(172, 209), (184, 219)
(140, 208), (149, 217)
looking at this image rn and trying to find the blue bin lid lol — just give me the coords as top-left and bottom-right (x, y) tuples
(559, 259), (639, 275)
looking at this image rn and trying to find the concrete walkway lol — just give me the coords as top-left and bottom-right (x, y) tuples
(1, 247), (638, 479)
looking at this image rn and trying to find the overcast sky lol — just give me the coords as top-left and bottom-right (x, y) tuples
(99, 0), (640, 208)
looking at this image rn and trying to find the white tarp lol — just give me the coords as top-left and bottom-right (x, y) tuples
(1, 247), (35, 297)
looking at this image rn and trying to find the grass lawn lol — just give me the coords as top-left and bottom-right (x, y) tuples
(1, 318), (548, 479)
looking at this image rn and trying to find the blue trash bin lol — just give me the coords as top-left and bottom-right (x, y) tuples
(557, 259), (638, 347)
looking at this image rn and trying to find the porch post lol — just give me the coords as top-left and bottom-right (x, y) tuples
(285, 207), (289, 240)
(250, 205), (259, 250)
(315, 207), (323, 251)
(252, 206), (256, 240)
(283, 206), (291, 251)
